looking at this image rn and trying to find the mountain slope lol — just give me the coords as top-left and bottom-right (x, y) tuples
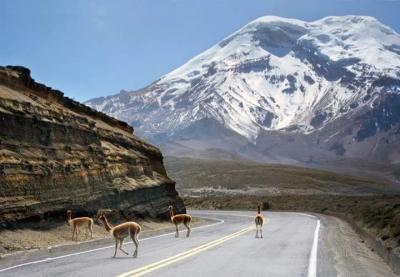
(86, 15), (400, 172)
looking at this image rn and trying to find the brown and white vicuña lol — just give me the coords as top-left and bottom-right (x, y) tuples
(255, 203), (264, 238)
(169, 205), (192, 238)
(66, 210), (93, 241)
(99, 213), (141, 258)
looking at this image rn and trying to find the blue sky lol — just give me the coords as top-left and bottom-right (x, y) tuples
(1, 0), (399, 102)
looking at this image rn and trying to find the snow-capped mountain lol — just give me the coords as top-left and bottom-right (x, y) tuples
(86, 15), (400, 171)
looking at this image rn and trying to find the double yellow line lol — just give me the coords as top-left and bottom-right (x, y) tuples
(117, 226), (254, 277)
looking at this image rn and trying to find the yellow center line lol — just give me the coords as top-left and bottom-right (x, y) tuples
(116, 226), (254, 277)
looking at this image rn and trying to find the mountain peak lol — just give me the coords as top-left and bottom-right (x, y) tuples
(248, 15), (307, 25)
(86, 15), (400, 165)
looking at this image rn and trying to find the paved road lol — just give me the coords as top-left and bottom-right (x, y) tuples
(0, 210), (396, 276)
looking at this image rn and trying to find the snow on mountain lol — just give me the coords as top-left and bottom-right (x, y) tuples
(86, 15), (400, 166)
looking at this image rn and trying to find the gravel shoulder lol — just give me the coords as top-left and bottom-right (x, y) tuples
(319, 214), (398, 276)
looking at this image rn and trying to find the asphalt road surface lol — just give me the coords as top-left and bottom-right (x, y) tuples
(0, 210), (397, 276)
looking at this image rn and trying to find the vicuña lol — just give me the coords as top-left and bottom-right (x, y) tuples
(255, 204), (264, 238)
(66, 210), (93, 241)
(169, 205), (192, 238)
(99, 213), (141, 258)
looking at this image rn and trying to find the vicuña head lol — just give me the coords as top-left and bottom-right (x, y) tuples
(168, 205), (174, 217)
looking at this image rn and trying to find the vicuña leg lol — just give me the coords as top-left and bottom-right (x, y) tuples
(85, 226), (89, 238)
(132, 234), (139, 258)
(255, 226), (259, 238)
(89, 221), (93, 239)
(113, 240), (118, 258)
(260, 226), (263, 238)
(184, 222), (191, 237)
(175, 224), (179, 237)
(71, 227), (75, 241)
(119, 239), (129, 255)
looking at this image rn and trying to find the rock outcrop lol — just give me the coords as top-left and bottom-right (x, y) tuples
(0, 66), (185, 227)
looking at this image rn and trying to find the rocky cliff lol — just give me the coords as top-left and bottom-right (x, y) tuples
(0, 66), (185, 227)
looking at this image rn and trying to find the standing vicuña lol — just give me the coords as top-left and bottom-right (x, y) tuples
(255, 203), (264, 238)
(99, 213), (141, 258)
(169, 205), (192, 237)
(66, 210), (93, 241)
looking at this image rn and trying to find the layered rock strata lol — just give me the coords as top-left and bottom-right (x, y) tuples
(0, 66), (185, 227)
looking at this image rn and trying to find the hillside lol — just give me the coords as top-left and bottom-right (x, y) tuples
(0, 66), (184, 227)
(164, 156), (398, 197)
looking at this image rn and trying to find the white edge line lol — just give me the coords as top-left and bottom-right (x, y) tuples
(307, 219), (320, 277)
(289, 212), (317, 219)
(192, 213), (254, 218)
(0, 217), (224, 273)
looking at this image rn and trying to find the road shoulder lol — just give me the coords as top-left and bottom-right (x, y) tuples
(318, 214), (398, 277)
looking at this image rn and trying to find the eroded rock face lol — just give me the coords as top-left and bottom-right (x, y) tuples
(0, 66), (185, 227)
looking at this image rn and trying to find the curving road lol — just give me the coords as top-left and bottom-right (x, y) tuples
(0, 210), (396, 276)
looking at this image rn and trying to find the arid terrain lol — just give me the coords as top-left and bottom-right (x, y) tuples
(0, 213), (209, 257)
(164, 156), (400, 259)
(165, 156), (398, 197)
